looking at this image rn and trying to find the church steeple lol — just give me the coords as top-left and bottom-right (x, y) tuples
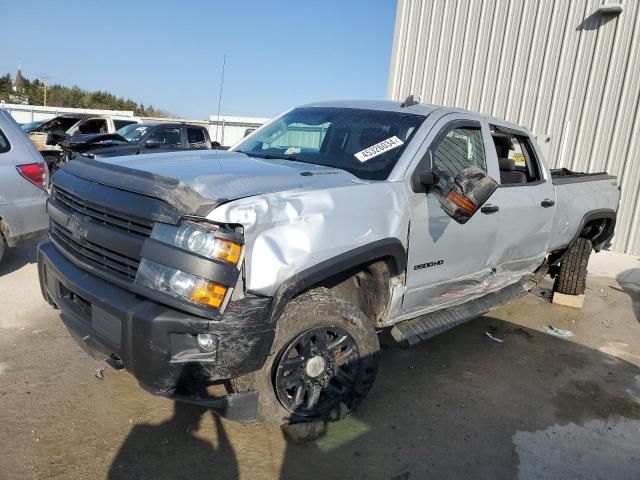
(13, 64), (24, 92)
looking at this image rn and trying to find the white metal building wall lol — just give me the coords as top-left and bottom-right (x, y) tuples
(0, 102), (135, 123)
(388, 0), (640, 255)
(208, 115), (271, 146)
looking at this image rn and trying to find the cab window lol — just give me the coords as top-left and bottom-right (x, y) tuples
(78, 118), (108, 134)
(490, 127), (542, 185)
(146, 127), (182, 148)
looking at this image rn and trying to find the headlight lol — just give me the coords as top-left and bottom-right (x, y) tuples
(135, 259), (227, 308)
(151, 222), (242, 264)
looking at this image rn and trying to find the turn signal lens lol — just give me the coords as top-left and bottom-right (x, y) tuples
(190, 280), (227, 308)
(212, 239), (242, 264)
(447, 190), (477, 214)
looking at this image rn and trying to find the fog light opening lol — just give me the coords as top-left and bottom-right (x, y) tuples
(196, 334), (216, 353)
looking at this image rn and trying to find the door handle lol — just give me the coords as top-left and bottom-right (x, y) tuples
(541, 199), (555, 208)
(481, 205), (499, 214)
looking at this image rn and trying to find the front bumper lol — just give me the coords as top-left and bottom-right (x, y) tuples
(38, 240), (274, 422)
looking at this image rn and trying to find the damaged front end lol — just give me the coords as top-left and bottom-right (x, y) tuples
(38, 158), (279, 421)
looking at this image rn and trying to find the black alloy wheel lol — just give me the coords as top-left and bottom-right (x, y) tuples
(274, 326), (360, 417)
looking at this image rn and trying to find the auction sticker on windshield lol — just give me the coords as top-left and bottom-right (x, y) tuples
(354, 136), (404, 162)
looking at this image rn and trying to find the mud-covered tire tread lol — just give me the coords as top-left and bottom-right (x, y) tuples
(555, 238), (592, 295)
(233, 287), (380, 426)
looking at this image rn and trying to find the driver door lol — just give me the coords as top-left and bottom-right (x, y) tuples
(402, 115), (501, 313)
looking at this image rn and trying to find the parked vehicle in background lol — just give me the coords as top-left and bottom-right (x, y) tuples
(38, 99), (619, 431)
(0, 109), (48, 265)
(20, 119), (46, 133)
(61, 122), (213, 161)
(28, 114), (141, 169)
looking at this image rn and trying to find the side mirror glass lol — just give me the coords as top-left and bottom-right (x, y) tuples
(435, 166), (497, 224)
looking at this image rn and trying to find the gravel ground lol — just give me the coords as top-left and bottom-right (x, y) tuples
(1, 237), (639, 479)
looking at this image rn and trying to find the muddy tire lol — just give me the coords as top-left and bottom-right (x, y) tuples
(555, 238), (592, 295)
(235, 288), (380, 426)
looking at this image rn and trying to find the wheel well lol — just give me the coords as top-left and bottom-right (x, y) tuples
(316, 259), (392, 325)
(579, 217), (613, 249)
(548, 214), (615, 269)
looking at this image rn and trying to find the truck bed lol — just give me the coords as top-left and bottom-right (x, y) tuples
(551, 168), (616, 185)
(548, 172), (620, 252)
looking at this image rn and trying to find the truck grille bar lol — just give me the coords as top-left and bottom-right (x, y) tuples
(50, 185), (154, 282)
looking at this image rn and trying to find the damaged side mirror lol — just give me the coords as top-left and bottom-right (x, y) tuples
(433, 166), (498, 224)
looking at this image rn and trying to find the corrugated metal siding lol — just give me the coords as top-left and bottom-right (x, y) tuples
(388, 0), (640, 255)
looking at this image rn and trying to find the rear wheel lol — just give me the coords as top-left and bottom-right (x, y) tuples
(235, 288), (380, 426)
(555, 238), (592, 295)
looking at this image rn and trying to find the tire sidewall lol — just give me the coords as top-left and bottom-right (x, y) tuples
(252, 288), (380, 425)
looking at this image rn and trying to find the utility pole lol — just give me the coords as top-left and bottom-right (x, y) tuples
(215, 54), (227, 144)
(39, 75), (50, 107)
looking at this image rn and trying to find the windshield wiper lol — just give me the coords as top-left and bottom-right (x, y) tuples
(236, 151), (299, 162)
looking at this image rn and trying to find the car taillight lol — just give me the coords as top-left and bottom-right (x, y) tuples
(16, 163), (48, 190)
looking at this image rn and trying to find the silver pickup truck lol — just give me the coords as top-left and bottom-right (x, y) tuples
(37, 100), (619, 427)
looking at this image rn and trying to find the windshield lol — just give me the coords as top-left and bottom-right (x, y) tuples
(232, 107), (426, 180)
(21, 120), (45, 133)
(116, 124), (148, 143)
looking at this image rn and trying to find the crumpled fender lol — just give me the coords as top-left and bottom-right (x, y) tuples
(206, 182), (410, 298)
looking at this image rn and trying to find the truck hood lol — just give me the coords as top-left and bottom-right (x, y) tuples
(101, 150), (366, 203)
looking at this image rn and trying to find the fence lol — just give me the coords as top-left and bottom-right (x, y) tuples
(0, 102), (270, 147)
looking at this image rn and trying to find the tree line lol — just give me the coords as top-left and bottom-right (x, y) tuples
(0, 73), (170, 117)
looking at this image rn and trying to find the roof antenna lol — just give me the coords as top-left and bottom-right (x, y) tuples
(401, 94), (419, 108)
(215, 54), (227, 143)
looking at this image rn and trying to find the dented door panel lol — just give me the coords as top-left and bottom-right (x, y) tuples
(401, 114), (503, 313)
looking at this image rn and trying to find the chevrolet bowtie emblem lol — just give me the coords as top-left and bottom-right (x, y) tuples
(67, 213), (90, 242)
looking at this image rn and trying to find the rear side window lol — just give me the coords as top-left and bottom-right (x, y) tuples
(490, 127), (542, 185)
(432, 126), (486, 178)
(0, 129), (10, 153)
(78, 119), (108, 134)
(147, 127), (182, 147)
(114, 120), (137, 130)
(187, 128), (207, 148)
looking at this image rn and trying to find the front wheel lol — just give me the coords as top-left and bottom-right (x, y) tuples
(235, 288), (380, 426)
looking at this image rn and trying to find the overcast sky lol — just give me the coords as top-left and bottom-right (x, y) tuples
(0, 0), (397, 119)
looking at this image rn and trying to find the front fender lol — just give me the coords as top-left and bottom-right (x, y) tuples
(207, 182), (410, 298)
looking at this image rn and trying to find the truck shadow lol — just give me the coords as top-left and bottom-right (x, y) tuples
(107, 386), (239, 479)
(0, 235), (43, 277)
(107, 315), (640, 479)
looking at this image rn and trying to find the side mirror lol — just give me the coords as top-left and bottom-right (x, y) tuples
(144, 138), (163, 148)
(435, 166), (498, 224)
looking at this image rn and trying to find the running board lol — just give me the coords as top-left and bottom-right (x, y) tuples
(391, 283), (528, 347)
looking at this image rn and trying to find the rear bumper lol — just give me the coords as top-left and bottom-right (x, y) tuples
(38, 239), (274, 422)
(0, 191), (48, 247)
